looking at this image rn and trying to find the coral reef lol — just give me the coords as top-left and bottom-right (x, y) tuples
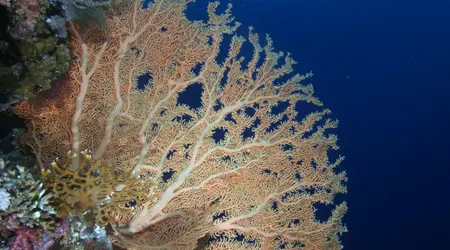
(0, 0), (69, 105)
(15, 0), (348, 249)
(7, 36), (70, 96)
(0, 159), (56, 230)
(48, 218), (112, 250)
(0, 0), (110, 106)
(0, 131), (61, 248)
(0, 0), (49, 40)
(0, 131), (112, 249)
(9, 228), (38, 250)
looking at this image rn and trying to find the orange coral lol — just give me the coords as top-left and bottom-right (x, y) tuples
(16, 0), (348, 249)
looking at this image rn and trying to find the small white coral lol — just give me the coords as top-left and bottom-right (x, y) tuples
(0, 188), (11, 211)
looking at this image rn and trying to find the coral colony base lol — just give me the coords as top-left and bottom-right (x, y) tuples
(12, 0), (348, 249)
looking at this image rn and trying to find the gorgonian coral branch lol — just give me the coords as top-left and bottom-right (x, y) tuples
(15, 1), (348, 249)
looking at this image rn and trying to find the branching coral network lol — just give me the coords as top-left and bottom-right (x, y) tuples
(15, 0), (348, 249)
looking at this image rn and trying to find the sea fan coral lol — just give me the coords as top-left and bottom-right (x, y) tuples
(15, 0), (348, 249)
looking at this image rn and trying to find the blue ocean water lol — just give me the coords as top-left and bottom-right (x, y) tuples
(0, 0), (447, 249)
(187, 0), (450, 249)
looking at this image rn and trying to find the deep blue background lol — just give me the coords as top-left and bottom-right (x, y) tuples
(187, 0), (450, 249)
(1, 0), (448, 249)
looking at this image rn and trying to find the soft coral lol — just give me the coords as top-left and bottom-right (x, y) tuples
(10, 228), (38, 250)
